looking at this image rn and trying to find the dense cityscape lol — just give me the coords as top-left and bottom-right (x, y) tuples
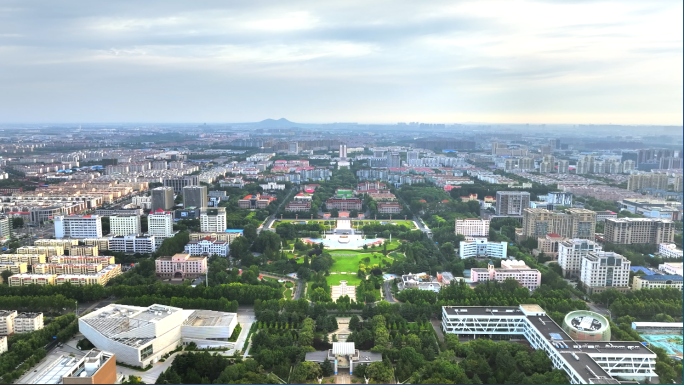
(0, 122), (680, 384)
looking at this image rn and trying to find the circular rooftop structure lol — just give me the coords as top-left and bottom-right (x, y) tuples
(562, 310), (611, 342)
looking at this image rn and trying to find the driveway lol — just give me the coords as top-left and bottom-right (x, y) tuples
(431, 319), (445, 342)
(382, 281), (396, 303)
(117, 352), (183, 384)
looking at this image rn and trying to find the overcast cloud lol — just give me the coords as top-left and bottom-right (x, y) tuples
(0, 0), (681, 124)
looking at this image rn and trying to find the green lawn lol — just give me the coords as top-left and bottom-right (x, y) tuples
(326, 274), (362, 286)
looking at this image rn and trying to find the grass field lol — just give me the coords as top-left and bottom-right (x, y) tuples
(326, 274), (362, 286)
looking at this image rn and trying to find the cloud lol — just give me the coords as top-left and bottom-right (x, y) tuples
(0, 0), (681, 124)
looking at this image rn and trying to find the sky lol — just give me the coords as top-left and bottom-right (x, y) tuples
(0, 0), (681, 125)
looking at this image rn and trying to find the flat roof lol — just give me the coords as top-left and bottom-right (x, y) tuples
(183, 310), (236, 328)
(638, 275), (682, 282)
(32, 355), (80, 384)
(444, 306), (521, 316)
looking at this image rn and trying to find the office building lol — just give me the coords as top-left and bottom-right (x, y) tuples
(603, 218), (674, 244)
(31, 349), (117, 385)
(109, 235), (157, 254)
(163, 175), (199, 193)
(147, 209), (174, 241)
(79, 304), (238, 367)
(459, 238), (507, 259)
(627, 174), (668, 191)
(0, 215), (10, 239)
(580, 251), (631, 294)
(109, 215), (141, 236)
(495, 191), (530, 216)
(558, 239), (602, 278)
(200, 207), (227, 233)
(132, 195), (152, 210)
(15, 312), (44, 333)
(442, 304), (656, 384)
(659, 262), (682, 276)
(339, 144), (347, 158)
(0, 310), (17, 335)
(174, 207), (201, 220)
(521, 208), (595, 240)
(535, 233), (565, 257)
(632, 275), (682, 291)
(156, 253), (207, 280)
(470, 260), (541, 291)
(455, 219), (490, 237)
(325, 197), (363, 211)
(55, 215), (103, 239)
(377, 202), (402, 214)
(151, 187), (175, 212)
(658, 243), (683, 259)
(184, 238), (229, 257)
(183, 185), (208, 209)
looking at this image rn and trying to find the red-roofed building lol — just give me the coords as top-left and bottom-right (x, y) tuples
(238, 193), (276, 209)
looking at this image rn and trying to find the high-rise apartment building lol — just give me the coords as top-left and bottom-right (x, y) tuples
(163, 175), (199, 194)
(109, 215), (141, 236)
(147, 209), (174, 240)
(54, 215), (103, 239)
(339, 144), (347, 158)
(151, 187), (175, 212)
(183, 185), (208, 209)
(580, 251), (631, 294)
(406, 150), (419, 165)
(455, 219), (490, 237)
(557, 159), (569, 174)
(603, 218), (674, 244)
(521, 208), (595, 240)
(387, 152), (401, 168)
(0, 215), (11, 240)
(558, 239), (602, 278)
(200, 207), (227, 233)
(495, 191), (530, 216)
(675, 174), (683, 193)
(627, 174), (668, 191)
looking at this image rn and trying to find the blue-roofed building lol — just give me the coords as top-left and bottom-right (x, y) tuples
(632, 274), (683, 290)
(630, 266), (655, 275)
(225, 229), (244, 233)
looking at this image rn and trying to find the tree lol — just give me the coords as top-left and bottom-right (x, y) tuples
(321, 358), (334, 377)
(349, 315), (360, 331)
(365, 361), (395, 384)
(11, 217), (23, 229)
(121, 376), (146, 384)
(1, 270), (12, 284)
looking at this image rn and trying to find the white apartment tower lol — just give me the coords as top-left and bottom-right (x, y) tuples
(200, 207), (227, 233)
(455, 219), (490, 237)
(558, 239), (602, 278)
(580, 251), (631, 295)
(339, 144), (347, 158)
(54, 215), (103, 239)
(109, 215), (142, 236)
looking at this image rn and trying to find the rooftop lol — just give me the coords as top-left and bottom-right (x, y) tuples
(637, 275), (682, 282)
(182, 310), (236, 328)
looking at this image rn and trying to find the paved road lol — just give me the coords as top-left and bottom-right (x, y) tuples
(382, 280), (396, 303)
(431, 319), (445, 342)
(587, 302), (612, 320)
(259, 272), (304, 300)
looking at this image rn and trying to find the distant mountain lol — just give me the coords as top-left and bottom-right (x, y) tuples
(254, 118), (297, 127)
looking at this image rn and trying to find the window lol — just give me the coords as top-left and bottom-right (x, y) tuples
(140, 345), (153, 360)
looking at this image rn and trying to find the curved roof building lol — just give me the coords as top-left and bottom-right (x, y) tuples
(562, 310), (611, 342)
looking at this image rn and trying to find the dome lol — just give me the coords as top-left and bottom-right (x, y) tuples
(561, 310), (611, 342)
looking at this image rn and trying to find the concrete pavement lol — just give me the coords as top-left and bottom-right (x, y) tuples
(116, 351), (183, 384)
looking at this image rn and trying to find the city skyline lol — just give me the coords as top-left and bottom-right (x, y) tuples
(0, 0), (681, 125)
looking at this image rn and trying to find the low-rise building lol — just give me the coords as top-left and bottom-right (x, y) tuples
(632, 275), (683, 291)
(470, 260), (542, 291)
(459, 238), (507, 259)
(84, 238), (111, 251)
(109, 234), (157, 254)
(155, 253), (207, 280)
(31, 349), (117, 385)
(50, 255), (116, 265)
(189, 230), (243, 243)
(285, 201), (311, 212)
(238, 194), (276, 209)
(33, 263), (103, 275)
(9, 274), (57, 286)
(658, 243), (683, 259)
(376, 202), (402, 214)
(0, 310), (17, 335)
(184, 238), (229, 257)
(595, 210), (618, 222)
(79, 304), (238, 367)
(534, 233), (565, 257)
(580, 251), (631, 294)
(17, 246), (64, 257)
(0, 261), (28, 274)
(33, 239), (79, 251)
(455, 218), (490, 237)
(325, 198), (363, 211)
(69, 245), (99, 256)
(0, 254), (46, 265)
(53, 264), (121, 286)
(398, 272), (442, 292)
(14, 312), (44, 333)
(659, 262), (683, 276)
